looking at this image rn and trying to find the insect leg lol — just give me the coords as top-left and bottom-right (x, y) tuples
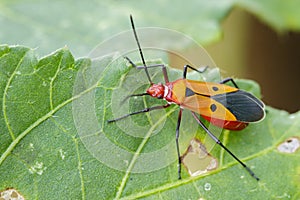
(190, 111), (260, 181)
(182, 65), (239, 89)
(137, 64), (169, 83)
(124, 56), (169, 83)
(219, 78), (239, 89)
(107, 104), (170, 123)
(176, 108), (183, 179)
(124, 56), (138, 68)
(183, 65), (208, 79)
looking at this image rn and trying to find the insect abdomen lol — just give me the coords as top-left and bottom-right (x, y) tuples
(201, 115), (248, 130)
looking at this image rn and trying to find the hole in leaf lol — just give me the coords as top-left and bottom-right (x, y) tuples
(0, 188), (24, 200)
(277, 137), (300, 153)
(181, 138), (218, 177)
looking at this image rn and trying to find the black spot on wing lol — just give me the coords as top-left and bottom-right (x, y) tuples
(212, 86), (219, 91)
(210, 104), (217, 112)
(211, 90), (265, 122)
(185, 87), (195, 97)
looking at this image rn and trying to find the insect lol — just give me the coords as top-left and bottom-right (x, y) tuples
(108, 15), (265, 180)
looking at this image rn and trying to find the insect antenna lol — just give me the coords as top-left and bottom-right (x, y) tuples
(129, 15), (153, 84)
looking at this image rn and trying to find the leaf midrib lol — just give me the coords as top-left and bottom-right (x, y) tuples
(117, 108), (297, 200)
(118, 144), (276, 200)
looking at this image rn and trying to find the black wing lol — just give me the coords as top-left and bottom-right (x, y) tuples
(211, 90), (265, 122)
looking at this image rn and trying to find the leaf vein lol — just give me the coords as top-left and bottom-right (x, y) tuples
(2, 49), (30, 140)
(49, 54), (63, 110)
(0, 83), (98, 166)
(74, 137), (86, 200)
(115, 107), (177, 199)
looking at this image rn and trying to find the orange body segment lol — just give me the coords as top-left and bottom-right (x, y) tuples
(162, 79), (261, 130)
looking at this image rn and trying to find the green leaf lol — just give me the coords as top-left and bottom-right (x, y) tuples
(237, 0), (300, 32)
(1, 45), (299, 199)
(1, 0), (300, 57)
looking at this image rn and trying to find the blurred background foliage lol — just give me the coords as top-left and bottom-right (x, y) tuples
(1, 0), (300, 112)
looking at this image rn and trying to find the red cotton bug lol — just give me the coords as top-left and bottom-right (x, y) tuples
(108, 15), (265, 180)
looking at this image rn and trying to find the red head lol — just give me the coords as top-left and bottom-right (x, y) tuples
(147, 83), (165, 99)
